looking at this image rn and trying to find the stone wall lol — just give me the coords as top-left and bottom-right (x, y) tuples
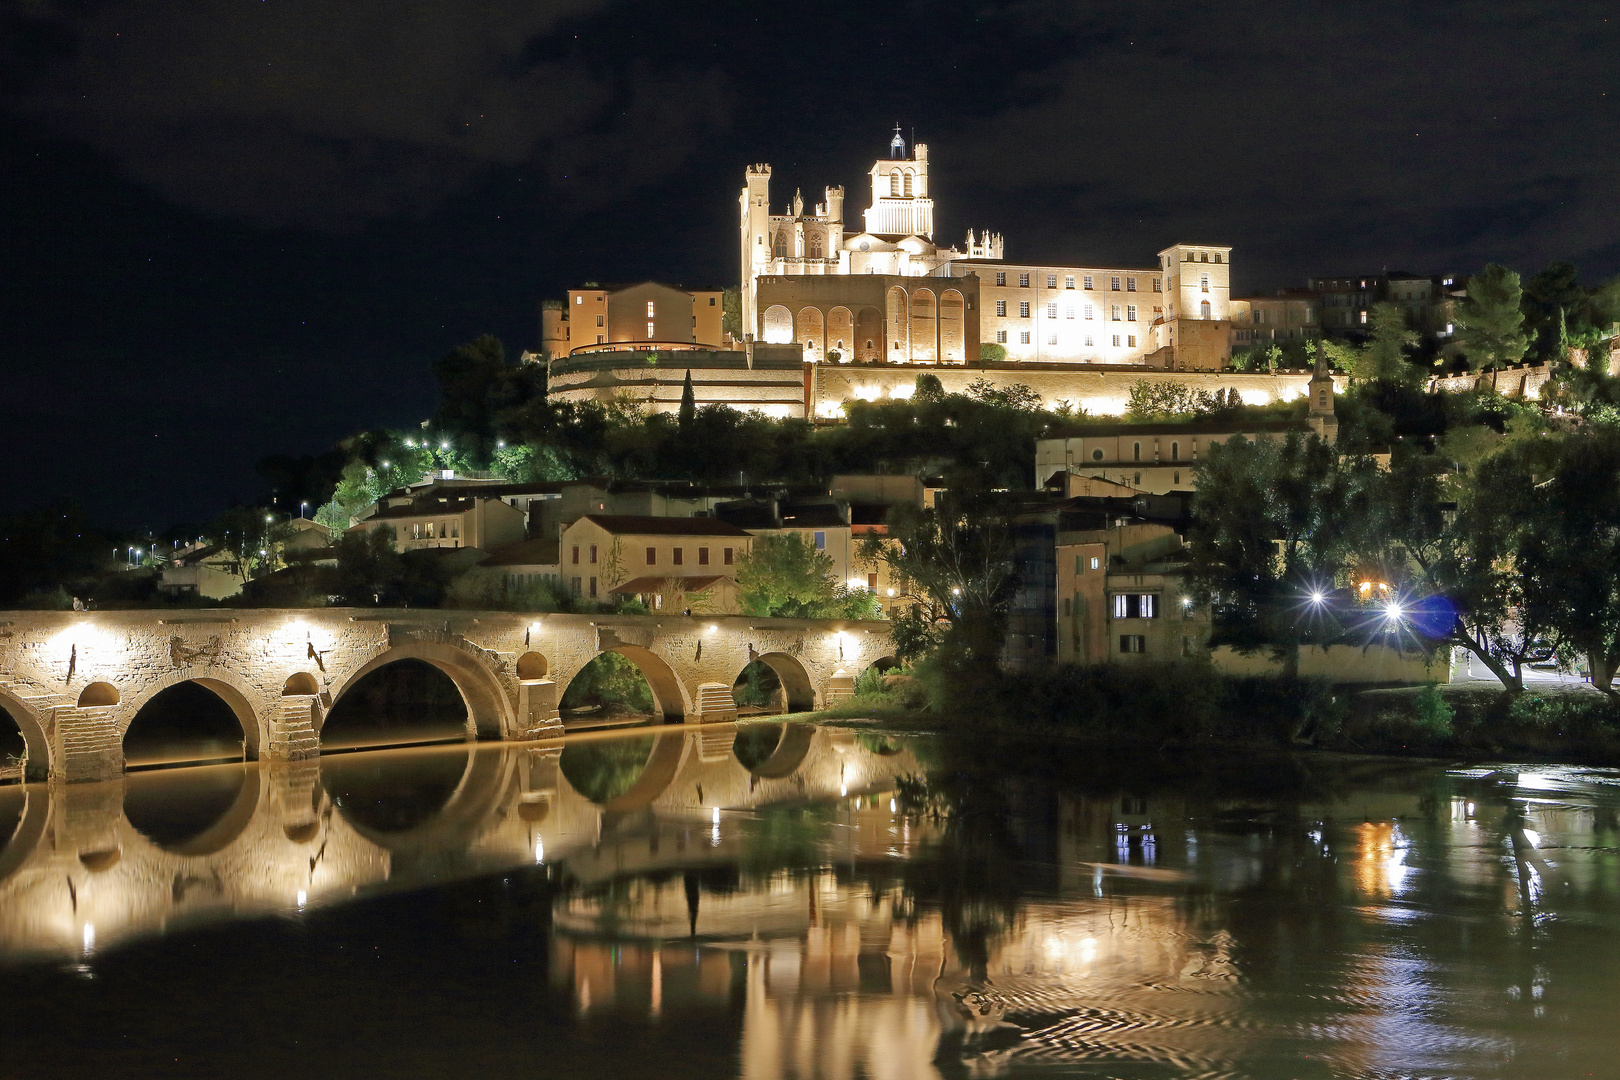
(1427, 363), (1552, 399)
(0, 611), (894, 783)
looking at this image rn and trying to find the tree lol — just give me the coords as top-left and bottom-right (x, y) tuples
(1186, 434), (1373, 681)
(1523, 261), (1586, 362)
(965, 379), (1042, 411)
(1455, 264), (1529, 371)
(678, 369), (696, 430)
(978, 342), (1007, 363)
(720, 286), (742, 342)
(335, 526), (402, 605)
(734, 533), (838, 616)
(1350, 303), (1419, 384)
(1501, 432), (1620, 692)
(857, 486), (1019, 684)
(433, 335), (546, 463)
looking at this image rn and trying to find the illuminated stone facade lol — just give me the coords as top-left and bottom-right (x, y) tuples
(0, 609), (893, 783)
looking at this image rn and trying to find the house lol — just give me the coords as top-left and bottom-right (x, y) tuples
(480, 539), (562, 592)
(558, 515), (755, 612)
(347, 492), (527, 553)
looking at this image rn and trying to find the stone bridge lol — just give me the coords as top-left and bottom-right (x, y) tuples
(0, 610), (894, 783)
(0, 726), (921, 962)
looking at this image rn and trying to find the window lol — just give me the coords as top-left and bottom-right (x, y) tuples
(1201, 301), (1212, 319)
(1083, 275), (1094, 290)
(589, 577), (597, 598)
(1046, 302), (1057, 318)
(1090, 556), (1100, 570)
(1127, 335), (1136, 347)
(698, 547), (710, 565)
(1047, 332), (1058, 345)
(1200, 274), (1210, 293)
(1112, 334), (1121, 347)
(571, 545), (580, 564)
(1127, 305), (1137, 321)
(723, 547), (734, 565)
(1112, 593), (1157, 618)
(868, 572), (878, 588)
(995, 271), (1006, 286)
(1200, 252), (1209, 263)
(646, 547), (657, 564)
(1213, 253), (1223, 263)
(1171, 441), (1179, 460)
(1020, 331), (1031, 344)
(1111, 305), (1121, 321)
(1153, 278), (1161, 292)
(1019, 301), (1031, 318)
(595, 314), (604, 327)
(1084, 304), (1094, 320)
(589, 544), (597, 564)
(1127, 278), (1137, 292)
(1119, 635), (1146, 654)
(646, 301), (655, 317)
(1091, 448), (1103, 461)
(709, 297), (716, 306)
(673, 547), (683, 566)
(890, 172), (900, 196)
(995, 300), (1006, 316)
(813, 531), (826, 550)
(575, 295), (583, 305)
(1132, 442), (1141, 461)
(1074, 554), (1084, 573)
(570, 577), (582, 596)
(646, 322), (655, 338)
(1019, 273), (1030, 288)
(1047, 274), (1058, 288)
(1065, 305), (1075, 320)
(1111, 276), (1121, 291)
(596, 334), (604, 344)
(996, 330), (1007, 343)
(1062, 597), (1072, 617)
(1065, 276), (1075, 289)
(1084, 335), (1094, 346)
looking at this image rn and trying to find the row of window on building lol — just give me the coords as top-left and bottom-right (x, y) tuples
(991, 272), (1159, 292)
(993, 301), (1150, 321)
(994, 331), (1138, 348)
(409, 521), (460, 540)
(570, 544), (736, 567)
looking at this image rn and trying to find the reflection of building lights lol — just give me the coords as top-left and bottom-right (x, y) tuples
(534, 837), (545, 863)
(712, 806), (721, 824)
(840, 783), (848, 797)
(707, 624), (718, 635)
(82, 924), (95, 953)
(296, 890), (307, 908)
(1522, 828), (1540, 848)
(889, 798), (897, 813)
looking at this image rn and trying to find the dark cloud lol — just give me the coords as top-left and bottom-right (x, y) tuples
(8, 0), (730, 229)
(951, 2), (1620, 279)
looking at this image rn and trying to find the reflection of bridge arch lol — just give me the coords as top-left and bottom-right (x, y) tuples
(0, 690), (50, 782)
(121, 672), (264, 761)
(599, 731), (689, 813)
(329, 642), (513, 740)
(322, 744), (518, 854)
(743, 723), (815, 779)
(0, 784), (50, 885)
(744, 652), (816, 713)
(122, 764), (263, 857)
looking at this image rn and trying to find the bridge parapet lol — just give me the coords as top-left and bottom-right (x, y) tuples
(0, 610), (894, 782)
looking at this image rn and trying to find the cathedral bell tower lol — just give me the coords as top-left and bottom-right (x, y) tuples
(865, 129), (933, 239)
(1308, 351), (1339, 443)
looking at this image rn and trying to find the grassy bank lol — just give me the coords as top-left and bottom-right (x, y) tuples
(816, 661), (1620, 766)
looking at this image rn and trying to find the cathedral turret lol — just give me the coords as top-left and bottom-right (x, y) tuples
(890, 125), (905, 159)
(1308, 350), (1339, 443)
(740, 163), (773, 339)
(824, 185), (844, 229)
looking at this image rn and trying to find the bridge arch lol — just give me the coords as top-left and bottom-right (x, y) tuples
(742, 652), (816, 713)
(282, 672), (319, 696)
(120, 672), (263, 763)
(321, 743), (517, 852)
(0, 690), (50, 782)
(588, 729), (688, 813)
(591, 645), (687, 722)
(122, 764), (264, 857)
(327, 642), (513, 741)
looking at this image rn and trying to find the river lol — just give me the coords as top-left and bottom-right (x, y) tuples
(0, 725), (1616, 1078)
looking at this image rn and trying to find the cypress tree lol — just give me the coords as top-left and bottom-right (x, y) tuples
(679, 370), (696, 429)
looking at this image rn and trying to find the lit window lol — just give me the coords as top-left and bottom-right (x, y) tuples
(1112, 594), (1157, 618)
(996, 330), (1007, 343)
(1084, 335), (1094, 346)
(1019, 272), (1030, 287)
(1090, 556), (1100, 570)
(1085, 304), (1094, 320)
(1047, 274), (1057, 288)
(646, 301), (655, 317)
(1065, 305), (1075, 319)
(1019, 302), (1030, 318)
(1127, 278), (1137, 292)
(1020, 331), (1031, 344)
(1153, 279), (1161, 292)
(1127, 305), (1137, 321)
(1200, 274), (1209, 293)
(995, 271), (1006, 286)
(1111, 305), (1121, 321)
(1201, 301), (1212, 319)
(1112, 334), (1120, 347)
(813, 531), (826, 550)
(1046, 302), (1057, 318)
(1065, 276), (1075, 289)
(1047, 332), (1058, 345)
(1084, 275), (1094, 290)
(996, 300), (1006, 316)
(1128, 335), (1136, 347)
(1111, 277), (1121, 291)
(647, 322), (655, 338)
(574, 295), (582, 304)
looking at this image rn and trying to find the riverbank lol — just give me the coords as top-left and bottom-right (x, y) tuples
(809, 662), (1620, 767)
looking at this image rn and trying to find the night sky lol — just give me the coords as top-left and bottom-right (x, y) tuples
(4, 1), (1617, 527)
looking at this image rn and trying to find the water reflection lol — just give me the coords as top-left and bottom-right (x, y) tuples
(8, 737), (1620, 1077)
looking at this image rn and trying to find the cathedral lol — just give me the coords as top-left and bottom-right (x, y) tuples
(741, 129), (1235, 371)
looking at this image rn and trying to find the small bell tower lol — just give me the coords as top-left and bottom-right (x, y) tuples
(1308, 351), (1339, 443)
